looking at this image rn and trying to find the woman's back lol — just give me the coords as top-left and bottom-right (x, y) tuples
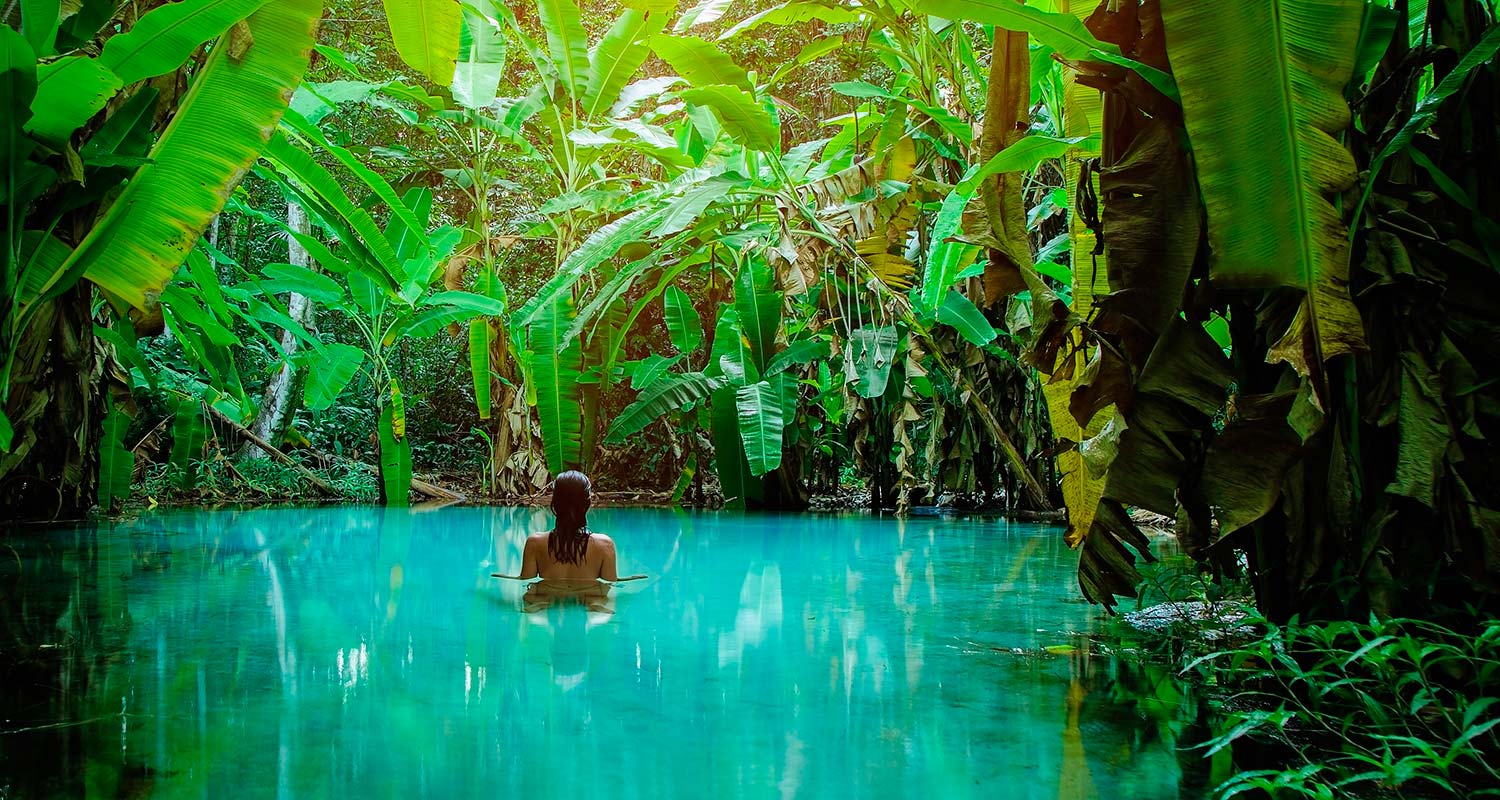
(521, 530), (619, 581)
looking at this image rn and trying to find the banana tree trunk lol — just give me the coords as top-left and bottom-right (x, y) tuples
(242, 201), (315, 459)
(0, 284), (103, 520)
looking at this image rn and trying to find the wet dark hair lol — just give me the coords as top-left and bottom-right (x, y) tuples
(548, 470), (593, 565)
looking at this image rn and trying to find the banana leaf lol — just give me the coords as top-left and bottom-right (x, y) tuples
(380, 0), (462, 86)
(453, 0), (505, 109)
(734, 257), (781, 374)
(378, 400), (412, 506)
(26, 55), (121, 143)
(936, 290), (997, 346)
(630, 353), (681, 390)
(581, 7), (665, 118)
(20, 0), (61, 54)
(531, 293), (583, 475)
(711, 383), (760, 508)
(651, 34), (753, 91)
(764, 337), (828, 377)
(44, 0), (323, 311)
(168, 399), (209, 488)
(845, 326), (898, 399)
(260, 262), (345, 304)
(469, 318), (492, 419)
(302, 343), (365, 411)
(674, 0), (732, 32)
(515, 206), (668, 324)
(606, 371), (726, 443)
(100, 0), (268, 85)
(534, 0), (589, 98)
(735, 379), (785, 476)
(663, 284), (703, 355)
(679, 85), (780, 152)
(925, 0), (1177, 101)
(1158, 0), (1367, 369)
(97, 397), (133, 509)
(719, 2), (860, 40)
(919, 181), (979, 313)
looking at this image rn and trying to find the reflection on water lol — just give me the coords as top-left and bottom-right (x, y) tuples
(0, 507), (1205, 798)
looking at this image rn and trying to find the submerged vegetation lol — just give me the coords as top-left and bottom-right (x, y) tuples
(2, 0), (1500, 793)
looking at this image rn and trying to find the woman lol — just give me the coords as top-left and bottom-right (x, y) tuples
(493, 471), (644, 610)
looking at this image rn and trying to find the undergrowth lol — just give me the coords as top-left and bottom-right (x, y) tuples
(139, 457), (377, 505)
(1112, 559), (1500, 799)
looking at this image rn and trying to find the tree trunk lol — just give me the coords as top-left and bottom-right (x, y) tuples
(242, 201), (315, 459)
(0, 284), (103, 520)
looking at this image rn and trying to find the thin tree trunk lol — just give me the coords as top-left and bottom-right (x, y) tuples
(242, 201), (315, 459)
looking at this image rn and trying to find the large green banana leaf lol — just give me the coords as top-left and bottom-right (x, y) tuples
(453, 0), (505, 109)
(100, 0), (268, 85)
(26, 56), (120, 144)
(663, 284), (703, 355)
(735, 380), (785, 476)
(734, 257), (781, 374)
(531, 293), (584, 476)
(650, 34), (753, 91)
(303, 343), (365, 411)
(470, 319), (492, 419)
(581, 8), (665, 118)
(606, 371), (727, 442)
(42, 0), (322, 311)
(378, 399), (412, 506)
(712, 383), (760, 508)
(514, 206), (668, 325)
(380, 0), (462, 87)
(259, 136), (402, 292)
(167, 399), (209, 488)
(919, 183), (980, 313)
(679, 85), (780, 152)
(535, 0), (590, 99)
(674, 0), (730, 31)
(1158, 0), (1366, 368)
(20, 0), (60, 54)
(97, 397), (133, 510)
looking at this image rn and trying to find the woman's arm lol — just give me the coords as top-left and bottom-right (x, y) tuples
(596, 534), (619, 581)
(518, 534), (540, 579)
(491, 535), (542, 579)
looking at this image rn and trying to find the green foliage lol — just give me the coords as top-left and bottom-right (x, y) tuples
(379, 0), (462, 86)
(1184, 616), (1500, 799)
(97, 397), (134, 510)
(663, 284), (703, 356)
(531, 293), (583, 475)
(64, 0), (323, 309)
(377, 393), (412, 505)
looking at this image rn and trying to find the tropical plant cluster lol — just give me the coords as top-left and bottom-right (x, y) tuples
(2, 0), (1499, 629)
(1180, 614), (1500, 799)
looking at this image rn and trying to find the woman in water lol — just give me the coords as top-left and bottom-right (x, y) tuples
(493, 471), (644, 611)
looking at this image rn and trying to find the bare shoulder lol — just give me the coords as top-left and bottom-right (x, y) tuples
(526, 532), (549, 547)
(589, 532), (616, 549)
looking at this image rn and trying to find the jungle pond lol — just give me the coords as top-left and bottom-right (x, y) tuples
(0, 506), (1209, 798)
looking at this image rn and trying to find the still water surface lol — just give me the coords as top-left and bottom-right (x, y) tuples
(0, 506), (1196, 798)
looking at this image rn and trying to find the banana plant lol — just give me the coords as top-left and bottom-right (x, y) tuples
(1, 0), (323, 513)
(252, 120), (504, 505)
(605, 255), (830, 507)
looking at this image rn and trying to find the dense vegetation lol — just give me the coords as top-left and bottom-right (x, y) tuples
(3, 0), (1499, 627)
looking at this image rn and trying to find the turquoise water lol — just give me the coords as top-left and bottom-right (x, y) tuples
(0, 507), (1195, 798)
